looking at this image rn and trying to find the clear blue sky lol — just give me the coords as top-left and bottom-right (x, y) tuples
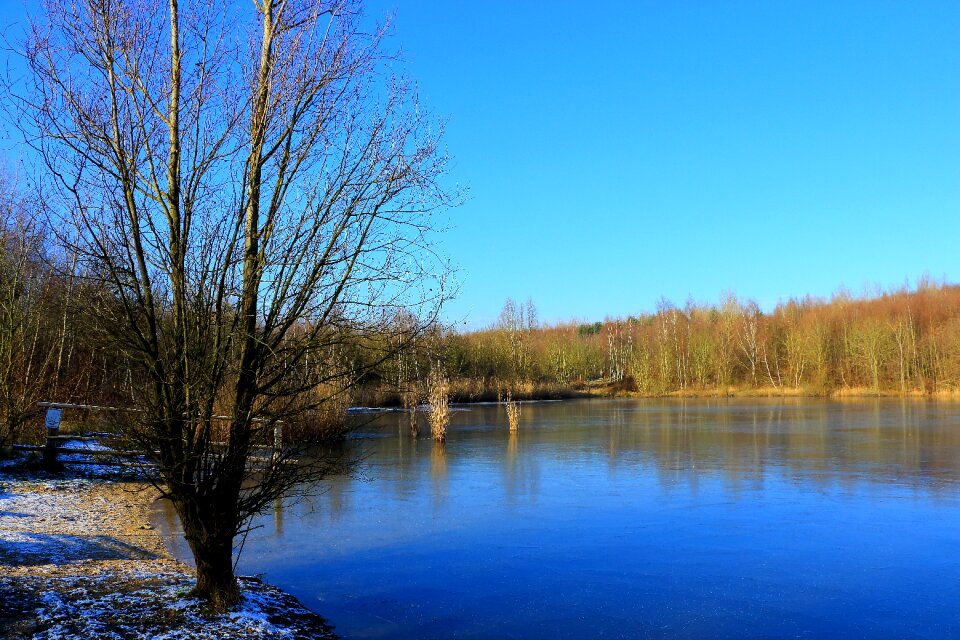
(365, 0), (960, 328)
(3, 1), (958, 328)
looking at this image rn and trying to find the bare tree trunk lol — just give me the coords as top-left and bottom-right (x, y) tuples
(178, 497), (240, 607)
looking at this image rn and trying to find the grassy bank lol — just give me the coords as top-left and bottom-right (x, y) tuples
(592, 383), (960, 400)
(350, 378), (960, 409)
(351, 379), (590, 407)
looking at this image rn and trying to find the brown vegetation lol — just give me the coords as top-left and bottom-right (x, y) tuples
(437, 282), (960, 399)
(504, 392), (521, 432)
(428, 366), (449, 442)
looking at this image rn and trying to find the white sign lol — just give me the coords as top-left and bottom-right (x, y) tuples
(44, 408), (62, 431)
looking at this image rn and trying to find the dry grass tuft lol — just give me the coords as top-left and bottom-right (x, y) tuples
(504, 392), (521, 432)
(931, 386), (960, 399)
(283, 384), (352, 442)
(402, 387), (420, 437)
(428, 368), (449, 442)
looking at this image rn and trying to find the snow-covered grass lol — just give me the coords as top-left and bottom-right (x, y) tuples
(2, 574), (334, 639)
(0, 458), (336, 639)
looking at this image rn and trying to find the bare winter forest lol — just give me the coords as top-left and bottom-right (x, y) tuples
(5, 206), (957, 458)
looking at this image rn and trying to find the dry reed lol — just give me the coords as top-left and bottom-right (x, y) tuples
(402, 387), (420, 437)
(428, 368), (449, 442)
(505, 392), (521, 432)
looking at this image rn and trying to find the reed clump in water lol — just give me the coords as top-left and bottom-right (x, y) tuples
(402, 386), (420, 437)
(428, 369), (449, 442)
(505, 392), (521, 432)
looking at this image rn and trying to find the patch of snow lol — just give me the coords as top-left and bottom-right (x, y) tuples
(0, 471), (335, 639)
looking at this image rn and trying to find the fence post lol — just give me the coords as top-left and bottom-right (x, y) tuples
(272, 422), (282, 464)
(43, 407), (63, 470)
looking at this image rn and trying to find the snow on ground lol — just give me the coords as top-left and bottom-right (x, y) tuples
(3, 574), (334, 639)
(0, 459), (335, 639)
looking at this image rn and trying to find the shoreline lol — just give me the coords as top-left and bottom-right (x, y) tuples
(451, 386), (960, 402)
(0, 461), (335, 639)
(355, 379), (960, 408)
(606, 387), (957, 399)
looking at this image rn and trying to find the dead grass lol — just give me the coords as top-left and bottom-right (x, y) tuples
(285, 397), (351, 443)
(504, 392), (521, 432)
(829, 386), (942, 398)
(931, 386), (960, 399)
(831, 386), (893, 398)
(402, 387), (420, 437)
(447, 378), (584, 403)
(350, 385), (404, 407)
(428, 370), (449, 442)
(608, 384), (952, 399)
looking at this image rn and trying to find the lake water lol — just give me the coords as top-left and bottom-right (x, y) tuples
(159, 399), (960, 639)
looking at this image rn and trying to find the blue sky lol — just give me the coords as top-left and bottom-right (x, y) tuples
(2, 1), (958, 328)
(364, 0), (960, 328)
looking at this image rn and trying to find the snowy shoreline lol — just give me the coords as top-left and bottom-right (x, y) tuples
(0, 461), (335, 639)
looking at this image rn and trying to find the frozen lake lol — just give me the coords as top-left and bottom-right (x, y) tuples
(160, 398), (960, 638)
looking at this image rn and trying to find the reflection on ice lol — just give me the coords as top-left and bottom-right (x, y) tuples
(159, 398), (960, 640)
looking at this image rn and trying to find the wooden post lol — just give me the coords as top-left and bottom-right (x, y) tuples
(43, 407), (63, 470)
(272, 422), (282, 464)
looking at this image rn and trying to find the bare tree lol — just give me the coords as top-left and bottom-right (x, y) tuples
(736, 299), (761, 386)
(891, 309), (916, 393)
(12, 0), (453, 608)
(0, 178), (59, 451)
(497, 297), (527, 379)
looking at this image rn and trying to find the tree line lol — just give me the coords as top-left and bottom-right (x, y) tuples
(5, 218), (958, 461)
(430, 284), (960, 398)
